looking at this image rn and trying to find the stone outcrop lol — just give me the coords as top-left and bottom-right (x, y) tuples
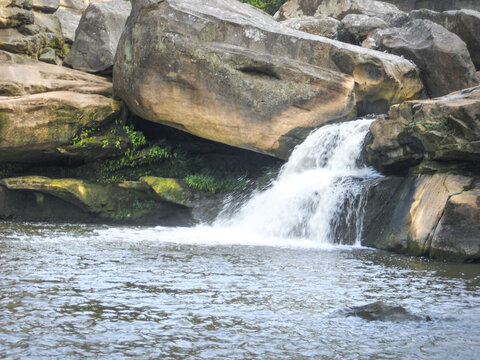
(281, 16), (339, 38)
(366, 86), (480, 173)
(0, 176), (192, 224)
(274, 0), (407, 25)
(363, 173), (479, 262)
(364, 19), (477, 98)
(381, 0), (480, 12)
(64, 0), (131, 73)
(114, 0), (423, 159)
(338, 14), (388, 45)
(0, 51), (122, 163)
(430, 185), (480, 261)
(410, 9), (480, 70)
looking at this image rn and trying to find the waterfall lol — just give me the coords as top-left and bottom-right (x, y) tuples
(217, 118), (380, 245)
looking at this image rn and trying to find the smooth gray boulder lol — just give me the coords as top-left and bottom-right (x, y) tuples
(54, 7), (80, 43)
(64, 0), (131, 73)
(364, 19), (477, 98)
(281, 16), (340, 38)
(338, 14), (388, 45)
(410, 9), (480, 70)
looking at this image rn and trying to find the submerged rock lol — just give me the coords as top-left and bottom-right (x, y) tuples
(340, 301), (428, 321)
(64, 0), (131, 73)
(114, 0), (423, 160)
(364, 19), (477, 98)
(0, 176), (192, 224)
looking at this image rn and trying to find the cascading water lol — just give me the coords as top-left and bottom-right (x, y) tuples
(217, 118), (380, 245)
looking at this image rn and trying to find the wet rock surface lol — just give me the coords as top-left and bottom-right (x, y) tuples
(338, 301), (430, 321)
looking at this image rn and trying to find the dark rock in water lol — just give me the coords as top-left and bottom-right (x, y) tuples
(342, 301), (429, 321)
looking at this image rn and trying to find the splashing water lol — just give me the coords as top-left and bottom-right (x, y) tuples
(217, 118), (379, 245)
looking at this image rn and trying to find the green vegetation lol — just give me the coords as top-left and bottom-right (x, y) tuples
(239, 0), (288, 15)
(66, 121), (254, 194)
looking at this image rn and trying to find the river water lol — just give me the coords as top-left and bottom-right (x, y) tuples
(1, 119), (480, 359)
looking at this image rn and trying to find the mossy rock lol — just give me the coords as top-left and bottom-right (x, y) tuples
(0, 176), (192, 224)
(140, 176), (194, 207)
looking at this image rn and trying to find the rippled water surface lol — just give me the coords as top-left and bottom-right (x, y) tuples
(1, 221), (480, 359)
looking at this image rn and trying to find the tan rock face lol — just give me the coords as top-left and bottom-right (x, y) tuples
(431, 185), (480, 260)
(363, 173), (477, 261)
(114, 0), (423, 159)
(0, 53), (113, 95)
(0, 91), (120, 162)
(367, 86), (480, 173)
(0, 53), (121, 163)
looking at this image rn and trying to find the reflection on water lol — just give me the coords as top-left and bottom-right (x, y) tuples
(1, 221), (480, 359)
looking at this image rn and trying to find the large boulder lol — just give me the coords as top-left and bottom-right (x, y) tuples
(410, 9), (480, 70)
(364, 19), (477, 98)
(380, 0), (480, 12)
(274, 0), (407, 25)
(281, 16), (340, 38)
(430, 185), (480, 261)
(0, 51), (121, 163)
(64, 0), (131, 73)
(366, 86), (480, 173)
(363, 173), (479, 262)
(114, 0), (423, 159)
(338, 14), (388, 45)
(0, 176), (192, 224)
